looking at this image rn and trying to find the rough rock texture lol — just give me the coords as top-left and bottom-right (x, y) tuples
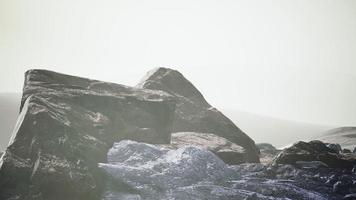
(274, 140), (356, 169)
(256, 143), (280, 164)
(161, 132), (247, 165)
(137, 67), (259, 162)
(0, 70), (176, 200)
(99, 140), (353, 200)
(316, 127), (356, 150)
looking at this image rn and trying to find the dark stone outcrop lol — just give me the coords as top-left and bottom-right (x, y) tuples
(137, 67), (259, 162)
(0, 70), (176, 200)
(160, 132), (248, 165)
(274, 140), (356, 169)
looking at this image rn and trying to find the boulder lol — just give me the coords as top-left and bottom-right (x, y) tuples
(256, 143), (280, 164)
(274, 140), (356, 169)
(161, 132), (247, 165)
(137, 67), (259, 162)
(0, 69), (176, 200)
(327, 143), (342, 154)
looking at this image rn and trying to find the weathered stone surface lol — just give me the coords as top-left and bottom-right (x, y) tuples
(256, 143), (280, 164)
(137, 67), (259, 162)
(160, 132), (247, 165)
(99, 140), (333, 200)
(0, 70), (176, 200)
(274, 140), (356, 169)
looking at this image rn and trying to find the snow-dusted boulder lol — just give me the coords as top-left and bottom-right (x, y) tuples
(137, 67), (259, 163)
(0, 70), (176, 200)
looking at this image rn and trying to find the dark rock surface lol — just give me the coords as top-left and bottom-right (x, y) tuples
(0, 70), (176, 200)
(274, 140), (356, 169)
(137, 67), (259, 162)
(160, 132), (248, 165)
(99, 140), (356, 200)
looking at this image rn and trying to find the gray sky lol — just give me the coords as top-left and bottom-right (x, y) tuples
(0, 0), (356, 126)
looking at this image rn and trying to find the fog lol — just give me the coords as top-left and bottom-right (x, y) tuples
(1, 0), (356, 126)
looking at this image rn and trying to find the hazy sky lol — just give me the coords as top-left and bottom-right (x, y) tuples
(0, 0), (355, 126)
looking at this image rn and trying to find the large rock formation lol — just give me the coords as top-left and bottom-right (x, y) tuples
(137, 67), (259, 162)
(161, 132), (247, 165)
(0, 70), (176, 200)
(274, 140), (356, 169)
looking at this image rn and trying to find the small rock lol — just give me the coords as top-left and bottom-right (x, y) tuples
(326, 175), (338, 185)
(244, 193), (258, 200)
(343, 193), (356, 200)
(327, 143), (342, 154)
(333, 181), (351, 194)
(343, 149), (352, 154)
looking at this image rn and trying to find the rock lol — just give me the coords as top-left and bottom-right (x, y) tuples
(243, 193), (257, 200)
(295, 161), (328, 169)
(343, 149), (352, 154)
(256, 143), (279, 155)
(137, 67), (259, 163)
(333, 181), (351, 194)
(327, 143), (342, 154)
(325, 175), (338, 185)
(0, 70), (176, 200)
(256, 143), (280, 164)
(353, 147), (356, 153)
(99, 140), (328, 200)
(160, 132), (247, 165)
(99, 140), (237, 200)
(274, 140), (356, 169)
(343, 193), (356, 200)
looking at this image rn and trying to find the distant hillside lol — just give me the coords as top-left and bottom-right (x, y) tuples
(222, 109), (333, 148)
(314, 127), (356, 150)
(0, 93), (21, 151)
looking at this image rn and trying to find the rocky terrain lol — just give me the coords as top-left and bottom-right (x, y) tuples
(256, 143), (280, 164)
(0, 69), (176, 200)
(1, 68), (356, 200)
(0, 68), (259, 200)
(99, 140), (356, 200)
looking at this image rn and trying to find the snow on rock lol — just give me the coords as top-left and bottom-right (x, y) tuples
(99, 140), (330, 200)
